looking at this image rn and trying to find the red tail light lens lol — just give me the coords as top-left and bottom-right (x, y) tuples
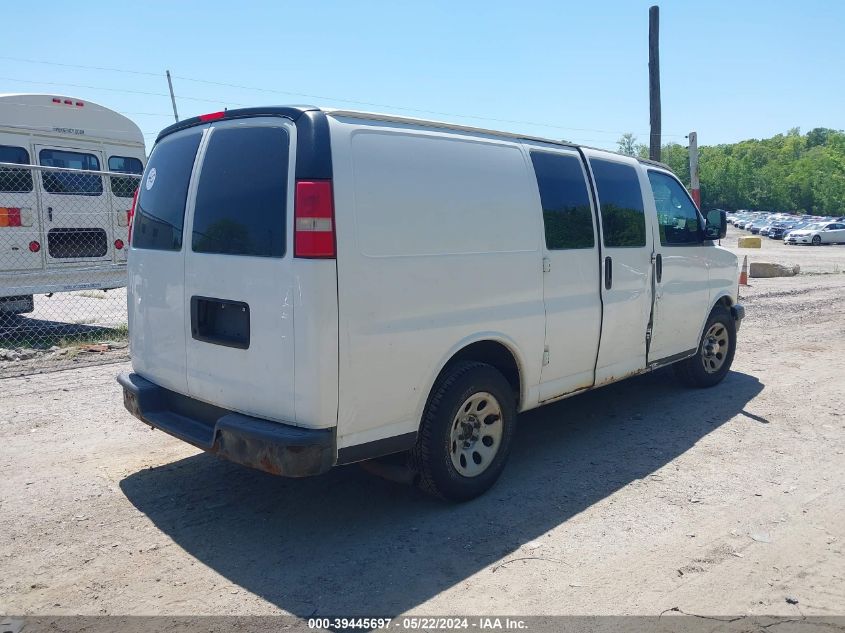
(127, 187), (139, 244)
(114, 239), (125, 250)
(29, 241), (40, 253)
(0, 207), (22, 227)
(294, 180), (336, 258)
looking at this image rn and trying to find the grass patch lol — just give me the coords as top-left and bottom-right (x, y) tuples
(2, 323), (129, 351)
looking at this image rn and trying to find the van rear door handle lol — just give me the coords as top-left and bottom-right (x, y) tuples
(604, 256), (612, 290)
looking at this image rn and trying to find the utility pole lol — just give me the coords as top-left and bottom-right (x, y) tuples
(688, 131), (701, 209)
(166, 70), (179, 123)
(648, 5), (661, 162)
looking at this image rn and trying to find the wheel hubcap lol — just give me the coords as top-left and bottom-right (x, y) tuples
(449, 392), (503, 477)
(701, 323), (729, 374)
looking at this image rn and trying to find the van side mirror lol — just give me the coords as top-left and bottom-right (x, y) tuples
(704, 209), (727, 240)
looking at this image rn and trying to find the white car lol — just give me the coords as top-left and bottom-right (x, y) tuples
(118, 106), (744, 501)
(785, 222), (845, 245)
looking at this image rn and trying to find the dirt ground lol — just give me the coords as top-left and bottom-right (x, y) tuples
(1, 237), (844, 618)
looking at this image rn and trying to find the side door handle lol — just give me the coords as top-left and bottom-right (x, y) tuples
(655, 253), (663, 283)
(604, 256), (612, 290)
(47, 206), (53, 222)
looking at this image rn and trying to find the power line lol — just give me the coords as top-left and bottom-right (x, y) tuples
(0, 55), (688, 140)
(0, 76), (251, 107)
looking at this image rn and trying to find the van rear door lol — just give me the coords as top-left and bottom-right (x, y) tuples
(129, 127), (203, 395)
(181, 118), (298, 424)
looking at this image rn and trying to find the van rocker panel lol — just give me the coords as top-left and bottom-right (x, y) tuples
(117, 372), (335, 477)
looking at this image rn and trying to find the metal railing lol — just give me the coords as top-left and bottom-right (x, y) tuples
(1, 162), (139, 377)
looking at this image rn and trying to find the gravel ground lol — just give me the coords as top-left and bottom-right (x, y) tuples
(1, 248), (844, 618)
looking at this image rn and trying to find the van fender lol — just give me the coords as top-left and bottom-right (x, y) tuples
(695, 291), (735, 343)
(412, 332), (529, 436)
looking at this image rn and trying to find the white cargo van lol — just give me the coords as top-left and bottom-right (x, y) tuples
(0, 94), (145, 314)
(119, 107), (744, 500)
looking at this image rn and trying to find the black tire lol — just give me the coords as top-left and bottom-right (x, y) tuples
(812, 235), (821, 245)
(411, 361), (517, 502)
(674, 305), (737, 388)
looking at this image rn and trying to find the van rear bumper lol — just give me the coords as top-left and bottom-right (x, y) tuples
(117, 372), (335, 477)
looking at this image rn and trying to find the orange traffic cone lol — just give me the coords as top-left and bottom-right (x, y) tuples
(739, 255), (749, 286)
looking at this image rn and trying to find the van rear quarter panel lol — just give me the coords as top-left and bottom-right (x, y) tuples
(329, 117), (545, 449)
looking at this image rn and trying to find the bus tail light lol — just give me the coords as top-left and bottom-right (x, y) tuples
(0, 207), (22, 227)
(294, 180), (335, 258)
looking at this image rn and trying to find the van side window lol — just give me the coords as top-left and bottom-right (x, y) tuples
(590, 159), (646, 247)
(108, 156), (144, 198)
(133, 132), (202, 251)
(647, 171), (702, 245)
(192, 126), (289, 258)
(530, 151), (595, 249)
(0, 145), (33, 193)
(39, 149), (103, 196)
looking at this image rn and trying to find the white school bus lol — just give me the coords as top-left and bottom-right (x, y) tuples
(0, 94), (145, 314)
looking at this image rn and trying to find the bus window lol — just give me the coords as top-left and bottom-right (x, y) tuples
(0, 145), (33, 193)
(39, 149), (103, 196)
(108, 156), (143, 198)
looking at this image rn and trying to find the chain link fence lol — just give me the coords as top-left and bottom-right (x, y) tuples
(1, 162), (139, 377)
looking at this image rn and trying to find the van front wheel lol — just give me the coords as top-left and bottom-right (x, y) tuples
(674, 305), (736, 388)
(412, 361), (516, 501)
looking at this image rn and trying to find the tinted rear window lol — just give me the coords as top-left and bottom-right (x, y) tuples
(39, 149), (103, 196)
(530, 151), (595, 249)
(590, 159), (646, 247)
(0, 145), (33, 193)
(191, 126), (289, 258)
(133, 132), (202, 251)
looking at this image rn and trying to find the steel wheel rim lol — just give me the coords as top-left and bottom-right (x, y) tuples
(449, 391), (504, 478)
(701, 323), (729, 374)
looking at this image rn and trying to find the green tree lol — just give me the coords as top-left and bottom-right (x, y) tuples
(617, 133), (639, 156)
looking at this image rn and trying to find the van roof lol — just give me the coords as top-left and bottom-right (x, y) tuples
(0, 93), (144, 145)
(156, 105), (671, 171)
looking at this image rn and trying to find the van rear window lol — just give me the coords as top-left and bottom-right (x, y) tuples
(133, 132), (202, 251)
(191, 126), (289, 258)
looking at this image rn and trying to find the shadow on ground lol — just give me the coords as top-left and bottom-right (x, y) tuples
(120, 368), (763, 616)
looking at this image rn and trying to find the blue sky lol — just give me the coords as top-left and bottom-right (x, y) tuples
(2, 0), (842, 152)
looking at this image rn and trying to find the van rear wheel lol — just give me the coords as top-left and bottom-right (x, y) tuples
(674, 305), (736, 388)
(411, 361), (516, 501)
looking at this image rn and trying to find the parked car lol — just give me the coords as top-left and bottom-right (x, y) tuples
(118, 106), (744, 501)
(749, 219), (770, 234)
(769, 222), (804, 239)
(785, 222), (845, 245)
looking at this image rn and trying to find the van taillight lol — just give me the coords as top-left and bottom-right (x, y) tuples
(127, 187), (139, 244)
(0, 207), (22, 227)
(294, 180), (336, 258)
